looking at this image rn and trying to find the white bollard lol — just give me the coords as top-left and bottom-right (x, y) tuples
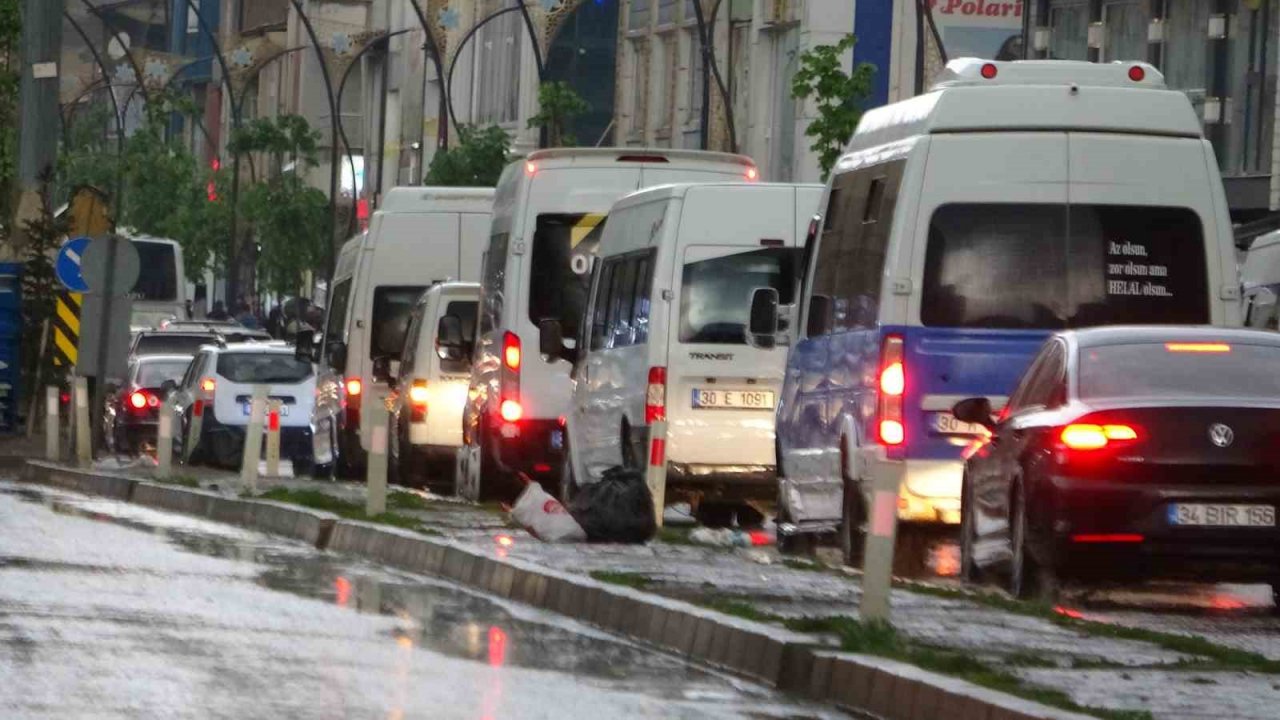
(644, 420), (669, 528)
(264, 399), (282, 478)
(859, 471), (904, 622)
(45, 386), (59, 461)
(74, 377), (91, 468)
(365, 393), (388, 516)
(156, 399), (174, 479)
(239, 385), (268, 493)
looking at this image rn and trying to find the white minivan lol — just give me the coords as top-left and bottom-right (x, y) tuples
(386, 282), (479, 492)
(307, 186), (494, 476)
(748, 59), (1242, 561)
(1242, 230), (1280, 330)
(558, 183), (821, 517)
(456, 148), (760, 501)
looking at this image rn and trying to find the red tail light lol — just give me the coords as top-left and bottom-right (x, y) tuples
(877, 335), (905, 446)
(128, 391), (149, 410)
(745, 167), (759, 181)
(409, 380), (428, 422)
(498, 332), (521, 424)
(645, 366), (666, 424)
(503, 333), (522, 371)
(1059, 423), (1140, 451)
(500, 399), (523, 422)
(199, 377), (216, 395)
(345, 378), (363, 396)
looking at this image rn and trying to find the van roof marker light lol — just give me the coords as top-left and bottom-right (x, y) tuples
(524, 161), (537, 176)
(980, 62), (998, 79)
(1128, 65), (1145, 82)
(745, 167), (759, 181)
(1165, 342), (1230, 353)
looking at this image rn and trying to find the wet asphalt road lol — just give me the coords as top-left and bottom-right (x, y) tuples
(0, 482), (831, 719)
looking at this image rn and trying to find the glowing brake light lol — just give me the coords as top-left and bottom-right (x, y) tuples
(500, 399), (523, 422)
(345, 378), (363, 396)
(745, 167), (759, 181)
(1060, 423), (1139, 451)
(199, 377), (216, 394)
(408, 382), (429, 406)
(876, 335), (906, 447)
(524, 161), (537, 176)
(128, 391), (148, 410)
(645, 366), (666, 423)
(503, 333), (522, 371)
(1165, 342), (1230, 353)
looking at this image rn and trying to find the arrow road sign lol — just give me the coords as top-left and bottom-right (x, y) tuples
(56, 236), (91, 292)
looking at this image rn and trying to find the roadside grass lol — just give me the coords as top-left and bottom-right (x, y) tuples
(254, 487), (441, 535)
(656, 526), (696, 545)
(590, 571), (653, 589)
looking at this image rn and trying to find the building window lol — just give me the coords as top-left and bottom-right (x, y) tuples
(628, 38), (649, 137)
(1049, 1), (1089, 60)
(476, 10), (523, 124)
(1102, 1), (1147, 62)
(683, 27), (704, 127)
(657, 0), (678, 26)
(628, 0), (651, 30)
(654, 32), (677, 135)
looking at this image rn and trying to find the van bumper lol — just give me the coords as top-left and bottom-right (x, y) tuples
(665, 463), (776, 502)
(856, 450), (960, 525)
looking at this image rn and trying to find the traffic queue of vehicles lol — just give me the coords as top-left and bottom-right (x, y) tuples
(114, 57), (1276, 601)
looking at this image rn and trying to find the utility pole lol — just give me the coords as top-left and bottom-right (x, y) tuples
(15, 0), (65, 253)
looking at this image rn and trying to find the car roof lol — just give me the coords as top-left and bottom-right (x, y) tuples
(1061, 325), (1280, 349)
(133, 354), (193, 364)
(215, 341), (294, 354)
(139, 330), (218, 338)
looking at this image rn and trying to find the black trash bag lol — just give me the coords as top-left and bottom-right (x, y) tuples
(569, 465), (657, 543)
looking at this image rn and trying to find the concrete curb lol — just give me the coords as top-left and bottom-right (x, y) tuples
(18, 460), (1095, 720)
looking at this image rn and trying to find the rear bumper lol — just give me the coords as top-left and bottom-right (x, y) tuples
(205, 418), (314, 461)
(666, 462), (776, 502)
(1041, 476), (1280, 581)
(490, 417), (564, 481)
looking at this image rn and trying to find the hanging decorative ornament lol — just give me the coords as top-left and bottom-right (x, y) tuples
(437, 5), (461, 31)
(113, 64), (136, 84)
(230, 46), (254, 69)
(330, 31), (353, 56)
(539, 0), (563, 11)
(143, 58), (170, 85)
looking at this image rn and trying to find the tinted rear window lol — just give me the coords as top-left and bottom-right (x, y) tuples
(923, 204), (1208, 329)
(135, 360), (189, 388)
(1080, 342), (1280, 400)
(680, 248), (799, 344)
(135, 334), (213, 355)
(130, 240), (178, 302)
(370, 286), (425, 360)
(216, 354), (313, 384)
(529, 214), (606, 342)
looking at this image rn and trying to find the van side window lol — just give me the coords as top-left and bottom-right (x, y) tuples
(440, 300), (478, 373)
(831, 161), (902, 331)
(480, 234), (509, 335)
(607, 259), (638, 347)
(631, 254), (654, 344)
(400, 305), (424, 377)
(324, 278), (352, 350)
(590, 259), (617, 351)
(808, 173), (854, 336)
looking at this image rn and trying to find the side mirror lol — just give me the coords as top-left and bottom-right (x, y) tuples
(327, 340), (347, 371)
(372, 356), (395, 384)
(806, 295), (833, 337)
(294, 330), (314, 362)
(539, 318), (577, 364)
(952, 397), (995, 430)
(746, 287), (780, 349)
(160, 379), (178, 396)
(436, 315), (467, 362)
(1246, 287), (1278, 330)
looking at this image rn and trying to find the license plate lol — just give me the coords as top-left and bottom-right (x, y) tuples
(549, 429), (563, 450)
(931, 412), (987, 436)
(242, 404), (290, 417)
(691, 388), (775, 410)
(1167, 504), (1276, 527)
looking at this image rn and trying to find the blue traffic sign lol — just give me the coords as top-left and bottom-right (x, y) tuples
(56, 236), (91, 293)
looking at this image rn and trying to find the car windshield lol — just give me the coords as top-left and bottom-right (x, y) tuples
(216, 353), (313, 384)
(134, 360), (189, 388)
(1079, 342), (1280, 400)
(922, 204), (1209, 329)
(680, 248), (799, 344)
(135, 334), (214, 356)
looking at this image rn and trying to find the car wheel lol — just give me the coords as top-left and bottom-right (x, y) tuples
(477, 425), (516, 504)
(209, 430), (242, 469)
(840, 477), (866, 568)
(1010, 488), (1058, 602)
(960, 475), (984, 584)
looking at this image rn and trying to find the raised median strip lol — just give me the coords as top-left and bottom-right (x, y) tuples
(19, 459), (1094, 719)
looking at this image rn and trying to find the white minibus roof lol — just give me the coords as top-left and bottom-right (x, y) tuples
(377, 186), (495, 214)
(847, 58), (1203, 156)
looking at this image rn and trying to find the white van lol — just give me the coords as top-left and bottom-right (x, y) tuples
(456, 148), (760, 501)
(124, 235), (188, 329)
(386, 282), (479, 492)
(307, 186), (494, 476)
(1242, 230), (1280, 330)
(748, 59), (1241, 560)
(559, 183), (821, 516)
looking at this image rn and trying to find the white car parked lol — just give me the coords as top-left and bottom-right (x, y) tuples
(168, 342), (317, 469)
(554, 182), (821, 522)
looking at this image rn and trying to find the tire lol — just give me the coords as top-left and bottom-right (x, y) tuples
(477, 426), (517, 504)
(1010, 487), (1058, 602)
(840, 478), (866, 568)
(960, 475), (984, 584)
(209, 430), (242, 469)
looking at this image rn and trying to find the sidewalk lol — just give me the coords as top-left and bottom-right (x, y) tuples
(21, 453), (1280, 720)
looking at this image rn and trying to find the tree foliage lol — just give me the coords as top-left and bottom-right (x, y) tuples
(528, 81), (589, 148)
(424, 125), (512, 187)
(0, 0), (20, 224)
(791, 35), (876, 178)
(19, 170), (70, 395)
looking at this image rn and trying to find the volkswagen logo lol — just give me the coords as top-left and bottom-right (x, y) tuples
(1208, 423), (1235, 448)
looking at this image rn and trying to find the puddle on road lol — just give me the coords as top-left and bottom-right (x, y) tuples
(1, 486), (803, 704)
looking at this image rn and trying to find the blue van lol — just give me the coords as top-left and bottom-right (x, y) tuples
(748, 59), (1241, 562)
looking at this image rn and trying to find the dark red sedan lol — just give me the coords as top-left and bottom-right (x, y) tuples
(953, 326), (1280, 602)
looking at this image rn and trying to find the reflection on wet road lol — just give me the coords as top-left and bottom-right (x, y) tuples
(0, 482), (831, 719)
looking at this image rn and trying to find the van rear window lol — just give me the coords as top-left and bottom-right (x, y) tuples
(680, 248), (799, 344)
(529, 214), (607, 342)
(370, 286), (426, 360)
(922, 204), (1208, 329)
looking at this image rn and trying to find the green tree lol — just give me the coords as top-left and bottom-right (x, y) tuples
(791, 35), (876, 178)
(0, 0), (20, 225)
(528, 81), (589, 148)
(424, 125), (511, 187)
(19, 170), (70, 405)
